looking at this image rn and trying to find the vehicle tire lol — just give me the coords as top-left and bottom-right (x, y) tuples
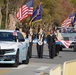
(55, 44), (59, 56)
(60, 46), (62, 51)
(73, 44), (76, 52)
(13, 50), (19, 67)
(23, 51), (29, 64)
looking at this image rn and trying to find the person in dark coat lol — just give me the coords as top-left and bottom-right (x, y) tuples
(47, 29), (56, 59)
(36, 28), (45, 58)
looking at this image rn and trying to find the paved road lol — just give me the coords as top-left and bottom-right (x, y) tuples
(0, 45), (76, 75)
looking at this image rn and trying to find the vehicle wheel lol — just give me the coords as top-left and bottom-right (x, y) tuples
(23, 51), (29, 64)
(60, 46), (62, 51)
(73, 44), (76, 52)
(13, 50), (19, 67)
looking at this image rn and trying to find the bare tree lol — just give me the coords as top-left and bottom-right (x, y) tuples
(0, 6), (2, 28)
(5, 0), (9, 29)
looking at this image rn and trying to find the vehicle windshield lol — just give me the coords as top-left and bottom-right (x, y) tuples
(0, 32), (17, 41)
(58, 27), (76, 33)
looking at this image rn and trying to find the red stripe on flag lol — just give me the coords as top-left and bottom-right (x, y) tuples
(16, 5), (33, 21)
(62, 18), (72, 27)
(63, 41), (69, 48)
(57, 40), (72, 48)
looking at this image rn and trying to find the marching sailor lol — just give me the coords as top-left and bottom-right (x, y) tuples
(36, 28), (45, 58)
(47, 29), (56, 59)
(27, 27), (34, 58)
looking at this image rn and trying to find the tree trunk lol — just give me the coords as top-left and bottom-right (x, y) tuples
(0, 6), (2, 28)
(5, 0), (9, 29)
(8, 14), (16, 30)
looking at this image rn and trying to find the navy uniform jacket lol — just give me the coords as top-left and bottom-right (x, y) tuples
(47, 34), (56, 45)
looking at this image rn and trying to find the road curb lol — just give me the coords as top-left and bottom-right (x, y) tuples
(36, 72), (45, 75)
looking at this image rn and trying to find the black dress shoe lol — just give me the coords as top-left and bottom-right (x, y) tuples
(50, 57), (54, 59)
(40, 57), (43, 59)
(51, 57), (54, 59)
(55, 54), (57, 56)
(29, 56), (31, 58)
(38, 57), (40, 58)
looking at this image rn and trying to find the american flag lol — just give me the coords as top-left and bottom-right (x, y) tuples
(61, 18), (72, 27)
(57, 40), (72, 48)
(16, 0), (33, 21)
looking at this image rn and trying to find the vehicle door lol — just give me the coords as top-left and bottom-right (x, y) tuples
(17, 32), (27, 61)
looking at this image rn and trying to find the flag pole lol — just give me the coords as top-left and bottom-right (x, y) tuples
(39, 1), (42, 28)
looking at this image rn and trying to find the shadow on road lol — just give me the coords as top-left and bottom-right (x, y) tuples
(0, 64), (14, 68)
(0, 63), (22, 68)
(61, 50), (74, 52)
(31, 55), (58, 59)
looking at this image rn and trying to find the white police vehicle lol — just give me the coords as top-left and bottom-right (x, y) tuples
(0, 30), (29, 67)
(57, 27), (76, 51)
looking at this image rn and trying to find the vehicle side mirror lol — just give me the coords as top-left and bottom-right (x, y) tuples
(18, 38), (25, 42)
